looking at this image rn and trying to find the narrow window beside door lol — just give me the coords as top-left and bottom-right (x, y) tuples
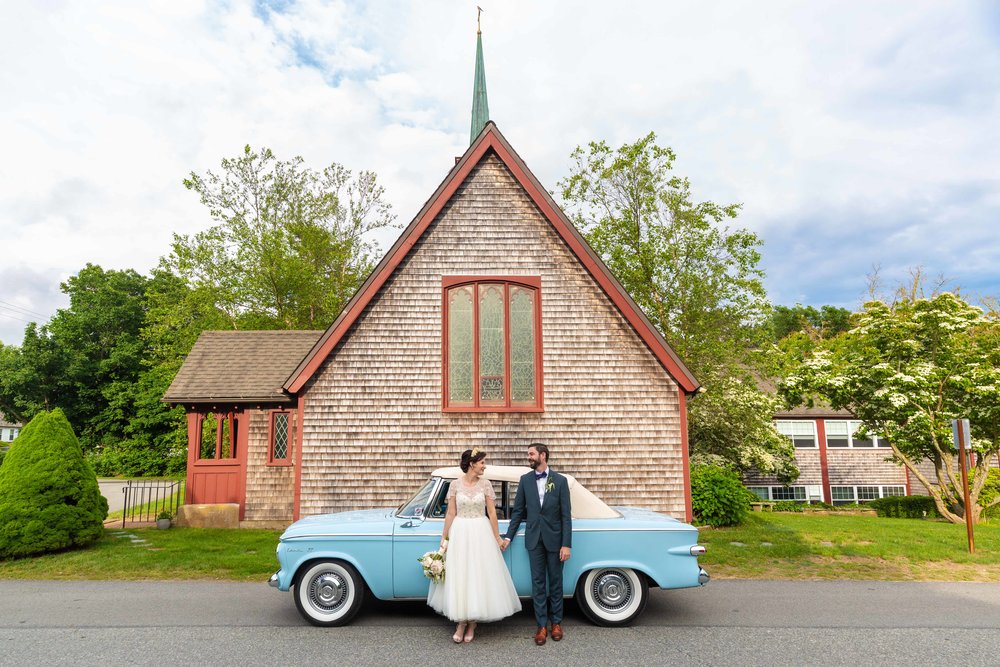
(269, 411), (293, 466)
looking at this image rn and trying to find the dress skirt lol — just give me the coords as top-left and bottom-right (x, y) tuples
(427, 515), (521, 622)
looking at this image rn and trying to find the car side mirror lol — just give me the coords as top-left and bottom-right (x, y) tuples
(400, 516), (425, 528)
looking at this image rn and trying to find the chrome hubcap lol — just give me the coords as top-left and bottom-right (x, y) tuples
(310, 572), (347, 612)
(592, 570), (632, 611)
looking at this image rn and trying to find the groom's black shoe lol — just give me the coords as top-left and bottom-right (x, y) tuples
(534, 626), (547, 645)
(550, 623), (564, 641)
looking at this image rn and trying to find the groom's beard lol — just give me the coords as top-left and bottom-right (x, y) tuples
(529, 459), (539, 470)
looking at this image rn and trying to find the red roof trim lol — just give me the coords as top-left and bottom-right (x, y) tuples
(284, 122), (699, 394)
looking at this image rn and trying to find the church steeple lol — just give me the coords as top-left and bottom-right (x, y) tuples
(470, 8), (489, 144)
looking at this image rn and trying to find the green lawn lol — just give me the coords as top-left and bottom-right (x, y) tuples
(0, 527), (282, 582)
(1, 513), (998, 582)
(698, 512), (1000, 581)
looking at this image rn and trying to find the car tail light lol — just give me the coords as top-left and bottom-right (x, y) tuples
(690, 545), (706, 556)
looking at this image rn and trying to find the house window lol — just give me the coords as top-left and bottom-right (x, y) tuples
(197, 412), (238, 460)
(770, 486), (807, 501)
(831, 485), (906, 505)
(825, 420), (886, 448)
(268, 411), (293, 466)
(443, 277), (543, 411)
(775, 420), (817, 448)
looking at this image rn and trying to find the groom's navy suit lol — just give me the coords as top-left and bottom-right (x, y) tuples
(505, 469), (572, 628)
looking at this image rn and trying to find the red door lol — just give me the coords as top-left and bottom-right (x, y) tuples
(185, 410), (248, 519)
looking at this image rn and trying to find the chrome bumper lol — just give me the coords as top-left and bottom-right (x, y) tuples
(698, 567), (710, 585)
(268, 571), (280, 588)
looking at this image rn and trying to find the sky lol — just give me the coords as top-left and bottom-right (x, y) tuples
(2, 0), (999, 345)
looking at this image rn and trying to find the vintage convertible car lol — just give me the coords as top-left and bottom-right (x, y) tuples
(269, 465), (708, 627)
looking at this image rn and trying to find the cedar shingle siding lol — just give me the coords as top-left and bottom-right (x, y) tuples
(299, 154), (686, 517)
(244, 410), (296, 522)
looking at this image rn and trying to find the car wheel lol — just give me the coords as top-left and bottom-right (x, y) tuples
(575, 567), (649, 627)
(293, 560), (366, 627)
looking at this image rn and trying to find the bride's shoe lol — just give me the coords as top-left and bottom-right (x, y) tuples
(463, 621), (477, 643)
(452, 622), (467, 643)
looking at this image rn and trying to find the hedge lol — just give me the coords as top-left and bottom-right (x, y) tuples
(867, 495), (939, 519)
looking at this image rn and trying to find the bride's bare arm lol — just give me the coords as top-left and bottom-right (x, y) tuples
(485, 493), (503, 548)
(440, 499), (456, 549)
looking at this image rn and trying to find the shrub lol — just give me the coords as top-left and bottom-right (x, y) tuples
(867, 495), (939, 519)
(980, 469), (1000, 519)
(0, 409), (109, 558)
(772, 501), (805, 512)
(690, 464), (754, 527)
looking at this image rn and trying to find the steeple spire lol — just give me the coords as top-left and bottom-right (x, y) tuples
(470, 7), (489, 144)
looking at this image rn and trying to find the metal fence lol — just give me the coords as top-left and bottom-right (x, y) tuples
(121, 480), (183, 527)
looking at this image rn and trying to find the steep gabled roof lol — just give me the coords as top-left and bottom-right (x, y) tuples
(164, 330), (323, 405)
(284, 122), (700, 395)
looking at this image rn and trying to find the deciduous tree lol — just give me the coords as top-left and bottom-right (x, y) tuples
(559, 133), (795, 480)
(782, 292), (1000, 523)
(169, 145), (396, 330)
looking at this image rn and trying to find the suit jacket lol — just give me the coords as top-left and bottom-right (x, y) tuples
(505, 469), (572, 551)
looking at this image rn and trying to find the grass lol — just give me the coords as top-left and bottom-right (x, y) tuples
(698, 512), (1000, 581)
(0, 527), (281, 582)
(2, 513), (998, 582)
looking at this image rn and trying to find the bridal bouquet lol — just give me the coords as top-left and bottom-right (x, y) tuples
(417, 549), (444, 582)
(418, 548), (446, 583)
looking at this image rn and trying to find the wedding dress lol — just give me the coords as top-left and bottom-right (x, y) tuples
(427, 476), (521, 622)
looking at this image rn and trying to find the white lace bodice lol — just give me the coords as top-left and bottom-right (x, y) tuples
(448, 476), (495, 519)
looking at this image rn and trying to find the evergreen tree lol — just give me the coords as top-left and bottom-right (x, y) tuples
(0, 409), (108, 558)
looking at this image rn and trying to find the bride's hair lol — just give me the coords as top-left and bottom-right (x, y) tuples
(460, 448), (487, 472)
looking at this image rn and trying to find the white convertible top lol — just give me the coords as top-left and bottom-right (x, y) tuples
(430, 465), (621, 520)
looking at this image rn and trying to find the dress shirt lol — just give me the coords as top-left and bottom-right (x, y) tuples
(535, 468), (548, 507)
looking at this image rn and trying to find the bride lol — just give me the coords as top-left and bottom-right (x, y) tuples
(427, 448), (520, 642)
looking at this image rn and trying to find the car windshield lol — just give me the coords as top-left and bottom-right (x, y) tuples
(397, 479), (437, 518)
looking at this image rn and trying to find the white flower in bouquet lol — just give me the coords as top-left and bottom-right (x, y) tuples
(418, 549), (446, 582)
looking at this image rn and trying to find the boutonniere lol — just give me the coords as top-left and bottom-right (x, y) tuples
(545, 480), (555, 494)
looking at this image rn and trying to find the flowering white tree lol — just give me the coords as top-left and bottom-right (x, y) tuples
(781, 293), (1000, 524)
(688, 373), (798, 483)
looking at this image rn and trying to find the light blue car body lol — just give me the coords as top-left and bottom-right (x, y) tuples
(272, 469), (707, 604)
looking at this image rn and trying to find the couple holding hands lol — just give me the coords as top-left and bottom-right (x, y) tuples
(427, 442), (571, 646)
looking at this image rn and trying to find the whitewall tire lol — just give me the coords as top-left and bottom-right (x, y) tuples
(293, 560), (366, 627)
(576, 567), (649, 626)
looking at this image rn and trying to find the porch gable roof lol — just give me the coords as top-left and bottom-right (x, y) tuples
(164, 330), (323, 405)
(284, 122), (700, 395)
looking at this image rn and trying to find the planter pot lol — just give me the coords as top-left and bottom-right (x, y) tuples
(156, 519), (171, 530)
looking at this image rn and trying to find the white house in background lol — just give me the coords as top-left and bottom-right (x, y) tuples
(0, 414), (21, 446)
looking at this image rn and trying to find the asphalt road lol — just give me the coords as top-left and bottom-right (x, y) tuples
(97, 479), (129, 513)
(1, 580), (998, 666)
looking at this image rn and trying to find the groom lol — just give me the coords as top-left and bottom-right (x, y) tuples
(501, 442), (572, 646)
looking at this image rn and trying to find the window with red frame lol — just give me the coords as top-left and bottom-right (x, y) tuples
(443, 277), (542, 411)
(269, 411), (293, 465)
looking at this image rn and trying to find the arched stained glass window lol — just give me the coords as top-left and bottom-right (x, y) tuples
(443, 277), (543, 411)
